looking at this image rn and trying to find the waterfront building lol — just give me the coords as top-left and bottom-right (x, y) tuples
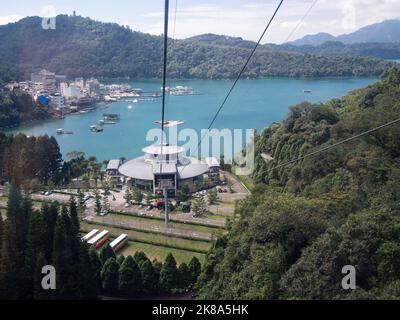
(61, 84), (82, 99)
(113, 144), (212, 196)
(86, 78), (100, 96)
(49, 93), (65, 110)
(106, 159), (123, 187)
(204, 157), (221, 183)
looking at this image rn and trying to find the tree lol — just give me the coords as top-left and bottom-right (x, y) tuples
(160, 253), (178, 292)
(89, 249), (102, 292)
(118, 256), (142, 296)
(33, 252), (49, 300)
(69, 196), (79, 236)
(101, 258), (119, 294)
(178, 263), (191, 290)
(117, 255), (126, 266)
(77, 190), (85, 209)
(177, 184), (190, 202)
(140, 259), (159, 295)
(134, 251), (149, 267)
(94, 188), (102, 215)
(191, 196), (208, 217)
(99, 243), (116, 265)
(188, 256), (202, 285)
(207, 189), (218, 205)
(124, 188), (132, 205)
(133, 188), (143, 204)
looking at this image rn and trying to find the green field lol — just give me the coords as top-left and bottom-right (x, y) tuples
(108, 212), (225, 235)
(120, 241), (205, 265)
(81, 222), (211, 253)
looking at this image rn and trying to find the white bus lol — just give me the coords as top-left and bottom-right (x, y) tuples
(81, 229), (99, 242)
(87, 230), (110, 249)
(110, 234), (128, 253)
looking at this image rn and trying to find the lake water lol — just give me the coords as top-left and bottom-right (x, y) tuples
(4, 77), (377, 161)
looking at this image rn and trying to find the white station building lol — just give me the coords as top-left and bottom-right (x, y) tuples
(113, 143), (217, 197)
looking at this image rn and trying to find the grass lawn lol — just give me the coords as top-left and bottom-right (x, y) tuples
(120, 241), (205, 265)
(81, 222), (211, 254)
(109, 212), (225, 235)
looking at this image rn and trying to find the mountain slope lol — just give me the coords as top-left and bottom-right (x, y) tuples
(289, 19), (400, 46)
(0, 15), (395, 81)
(197, 67), (400, 299)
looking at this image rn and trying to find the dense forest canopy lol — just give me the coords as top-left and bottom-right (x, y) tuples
(0, 15), (395, 82)
(197, 67), (400, 300)
(0, 89), (50, 128)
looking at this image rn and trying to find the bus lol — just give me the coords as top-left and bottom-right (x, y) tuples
(110, 234), (128, 253)
(87, 230), (110, 249)
(81, 229), (99, 242)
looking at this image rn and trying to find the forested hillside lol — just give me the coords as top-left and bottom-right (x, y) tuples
(0, 89), (50, 128)
(0, 15), (395, 81)
(197, 67), (400, 300)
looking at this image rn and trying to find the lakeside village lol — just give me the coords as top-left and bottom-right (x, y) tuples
(1, 70), (250, 261)
(4, 69), (197, 133)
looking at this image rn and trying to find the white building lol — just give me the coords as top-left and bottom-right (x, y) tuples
(116, 143), (211, 196)
(49, 94), (65, 110)
(61, 84), (82, 99)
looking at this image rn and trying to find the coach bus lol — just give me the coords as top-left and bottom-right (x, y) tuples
(87, 230), (110, 249)
(81, 229), (99, 242)
(110, 234), (128, 253)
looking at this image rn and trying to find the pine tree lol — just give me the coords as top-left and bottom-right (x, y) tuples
(101, 257), (119, 294)
(69, 196), (79, 236)
(52, 214), (70, 298)
(23, 210), (43, 298)
(178, 263), (191, 290)
(118, 255), (142, 296)
(188, 256), (202, 286)
(124, 188), (132, 205)
(0, 220), (18, 299)
(94, 188), (102, 215)
(134, 251), (149, 267)
(100, 243), (116, 265)
(160, 253), (178, 293)
(140, 259), (159, 295)
(89, 249), (102, 291)
(117, 255), (125, 266)
(33, 252), (49, 300)
(77, 244), (99, 299)
(77, 190), (85, 209)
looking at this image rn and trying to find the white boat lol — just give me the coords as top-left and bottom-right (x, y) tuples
(56, 128), (64, 134)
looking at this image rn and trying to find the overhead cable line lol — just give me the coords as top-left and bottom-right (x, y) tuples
(283, 0), (318, 43)
(179, 0), (285, 176)
(268, 117), (400, 171)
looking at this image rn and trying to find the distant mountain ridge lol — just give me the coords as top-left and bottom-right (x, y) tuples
(288, 19), (400, 46)
(0, 15), (395, 82)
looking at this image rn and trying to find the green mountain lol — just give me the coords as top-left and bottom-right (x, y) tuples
(0, 15), (395, 82)
(197, 67), (400, 299)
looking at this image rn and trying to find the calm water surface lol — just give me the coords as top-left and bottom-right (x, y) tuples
(4, 77), (377, 161)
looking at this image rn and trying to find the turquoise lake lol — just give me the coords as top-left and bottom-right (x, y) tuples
(4, 77), (377, 161)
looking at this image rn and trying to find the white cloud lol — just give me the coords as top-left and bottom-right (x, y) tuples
(0, 14), (25, 25)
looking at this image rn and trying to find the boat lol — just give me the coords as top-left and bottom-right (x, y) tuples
(103, 113), (120, 121)
(90, 125), (104, 133)
(154, 120), (185, 127)
(99, 119), (117, 125)
(56, 128), (64, 135)
(303, 89), (312, 93)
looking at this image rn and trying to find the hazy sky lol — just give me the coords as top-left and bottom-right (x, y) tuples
(0, 0), (399, 43)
